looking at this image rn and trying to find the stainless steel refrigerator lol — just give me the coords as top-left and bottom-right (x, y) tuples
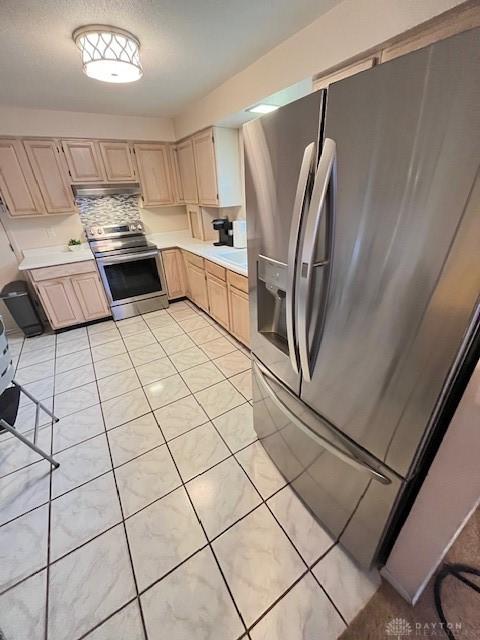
(244, 29), (480, 568)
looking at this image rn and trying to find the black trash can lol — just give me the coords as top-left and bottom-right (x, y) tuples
(0, 281), (43, 337)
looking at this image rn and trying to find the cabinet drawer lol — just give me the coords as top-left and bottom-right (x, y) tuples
(205, 260), (226, 281)
(227, 270), (248, 293)
(30, 260), (96, 282)
(183, 251), (204, 270)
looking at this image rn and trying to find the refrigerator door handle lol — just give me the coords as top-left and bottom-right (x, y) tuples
(297, 138), (337, 381)
(286, 141), (316, 374)
(254, 360), (391, 485)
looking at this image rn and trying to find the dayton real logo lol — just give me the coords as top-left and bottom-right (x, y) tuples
(385, 618), (413, 639)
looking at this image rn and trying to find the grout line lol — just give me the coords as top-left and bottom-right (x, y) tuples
(0, 495), (51, 532)
(86, 329), (150, 640)
(309, 562), (349, 628)
(0, 397), (253, 528)
(0, 563), (47, 599)
(5, 312), (313, 638)
(206, 413), (349, 633)
(0, 425), (53, 479)
(77, 596), (139, 640)
(0, 366), (249, 515)
(44, 331), (59, 640)
(150, 411), (249, 637)
(177, 362), (226, 395)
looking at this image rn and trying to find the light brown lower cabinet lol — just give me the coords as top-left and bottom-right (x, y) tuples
(70, 272), (111, 321)
(36, 278), (84, 329)
(206, 272), (229, 329)
(161, 249), (186, 299)
(185, 260), (209, 312)
(30, 261), (110, 329)
(227, 271), (250, 347)
(163, 249), (250, 347)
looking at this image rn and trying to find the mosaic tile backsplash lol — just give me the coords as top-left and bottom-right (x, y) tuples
(77, 194), (142, 227)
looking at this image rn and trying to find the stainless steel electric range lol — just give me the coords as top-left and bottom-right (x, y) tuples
(86, 220), (168, 320)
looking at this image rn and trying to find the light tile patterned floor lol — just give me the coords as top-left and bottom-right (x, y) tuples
(0, 300), (379, 640)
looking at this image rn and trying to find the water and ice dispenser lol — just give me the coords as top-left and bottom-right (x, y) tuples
(256, 256), (289, 354)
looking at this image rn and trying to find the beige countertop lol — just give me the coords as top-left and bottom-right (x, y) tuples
(148, 230), (248, 277)
(18, 244), (94, 271)
(17, 230), (248, 277)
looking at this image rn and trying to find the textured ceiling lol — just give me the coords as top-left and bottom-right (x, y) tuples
(0, 0), (340, 117)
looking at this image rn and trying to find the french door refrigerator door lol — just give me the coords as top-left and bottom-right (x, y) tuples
(244, 90), (324, 394)
(253, 359), (402, 568)
(299, 29), (480, 479)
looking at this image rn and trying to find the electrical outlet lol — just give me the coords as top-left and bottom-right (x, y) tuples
(46, 227), (57, 239)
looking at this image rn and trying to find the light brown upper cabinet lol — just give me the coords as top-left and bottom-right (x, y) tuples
(192, 127), (242, 207)
(313, 57), (376, 91)
(23, 139), (76, 214)
(98, 141), (136, 182)
(192, 129), (219, 206)
(175, 127), (242, 208)
(134, 143), (175, 207)
(62, 139), (105, 183)
(170, 145), (184, 204)
(175, 139), (198, 204)
(380, 1), (479, 62)
(0, 139), (45, 217)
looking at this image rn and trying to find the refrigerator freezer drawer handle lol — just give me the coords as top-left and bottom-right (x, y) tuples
(297, 138), (337, 382)
(254, 360), (391, 485)
(286, 141), (316, 375)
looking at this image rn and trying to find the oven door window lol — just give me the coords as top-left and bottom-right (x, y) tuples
(104, 257), (162, 301)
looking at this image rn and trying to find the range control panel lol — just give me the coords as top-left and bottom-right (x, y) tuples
(86, 220), (144, 240)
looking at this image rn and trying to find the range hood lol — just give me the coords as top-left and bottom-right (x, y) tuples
(73, 183), (141, 197)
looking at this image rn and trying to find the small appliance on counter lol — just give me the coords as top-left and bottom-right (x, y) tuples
(86, 220), (168, 320)
(212, 218), (233, 246)
(232, 220), (247, 248)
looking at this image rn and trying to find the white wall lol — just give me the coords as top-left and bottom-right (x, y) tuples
(0, 218), (22, 331)
(1, 213), (84, 251)
(1, 206), (189, 253)
(0, 106), (175, 141)
(383, 360), (480, 603)
(174, 0), (466, 138)
(140, 206), (188, 235)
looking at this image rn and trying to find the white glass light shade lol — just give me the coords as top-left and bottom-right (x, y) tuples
(73, 26), (143, 83)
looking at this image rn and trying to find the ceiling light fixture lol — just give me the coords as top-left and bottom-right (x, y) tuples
(73, 25), (143, 83)
(246, 104), (279, 114)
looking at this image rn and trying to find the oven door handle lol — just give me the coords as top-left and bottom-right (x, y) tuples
(96, 250), (159, 265)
